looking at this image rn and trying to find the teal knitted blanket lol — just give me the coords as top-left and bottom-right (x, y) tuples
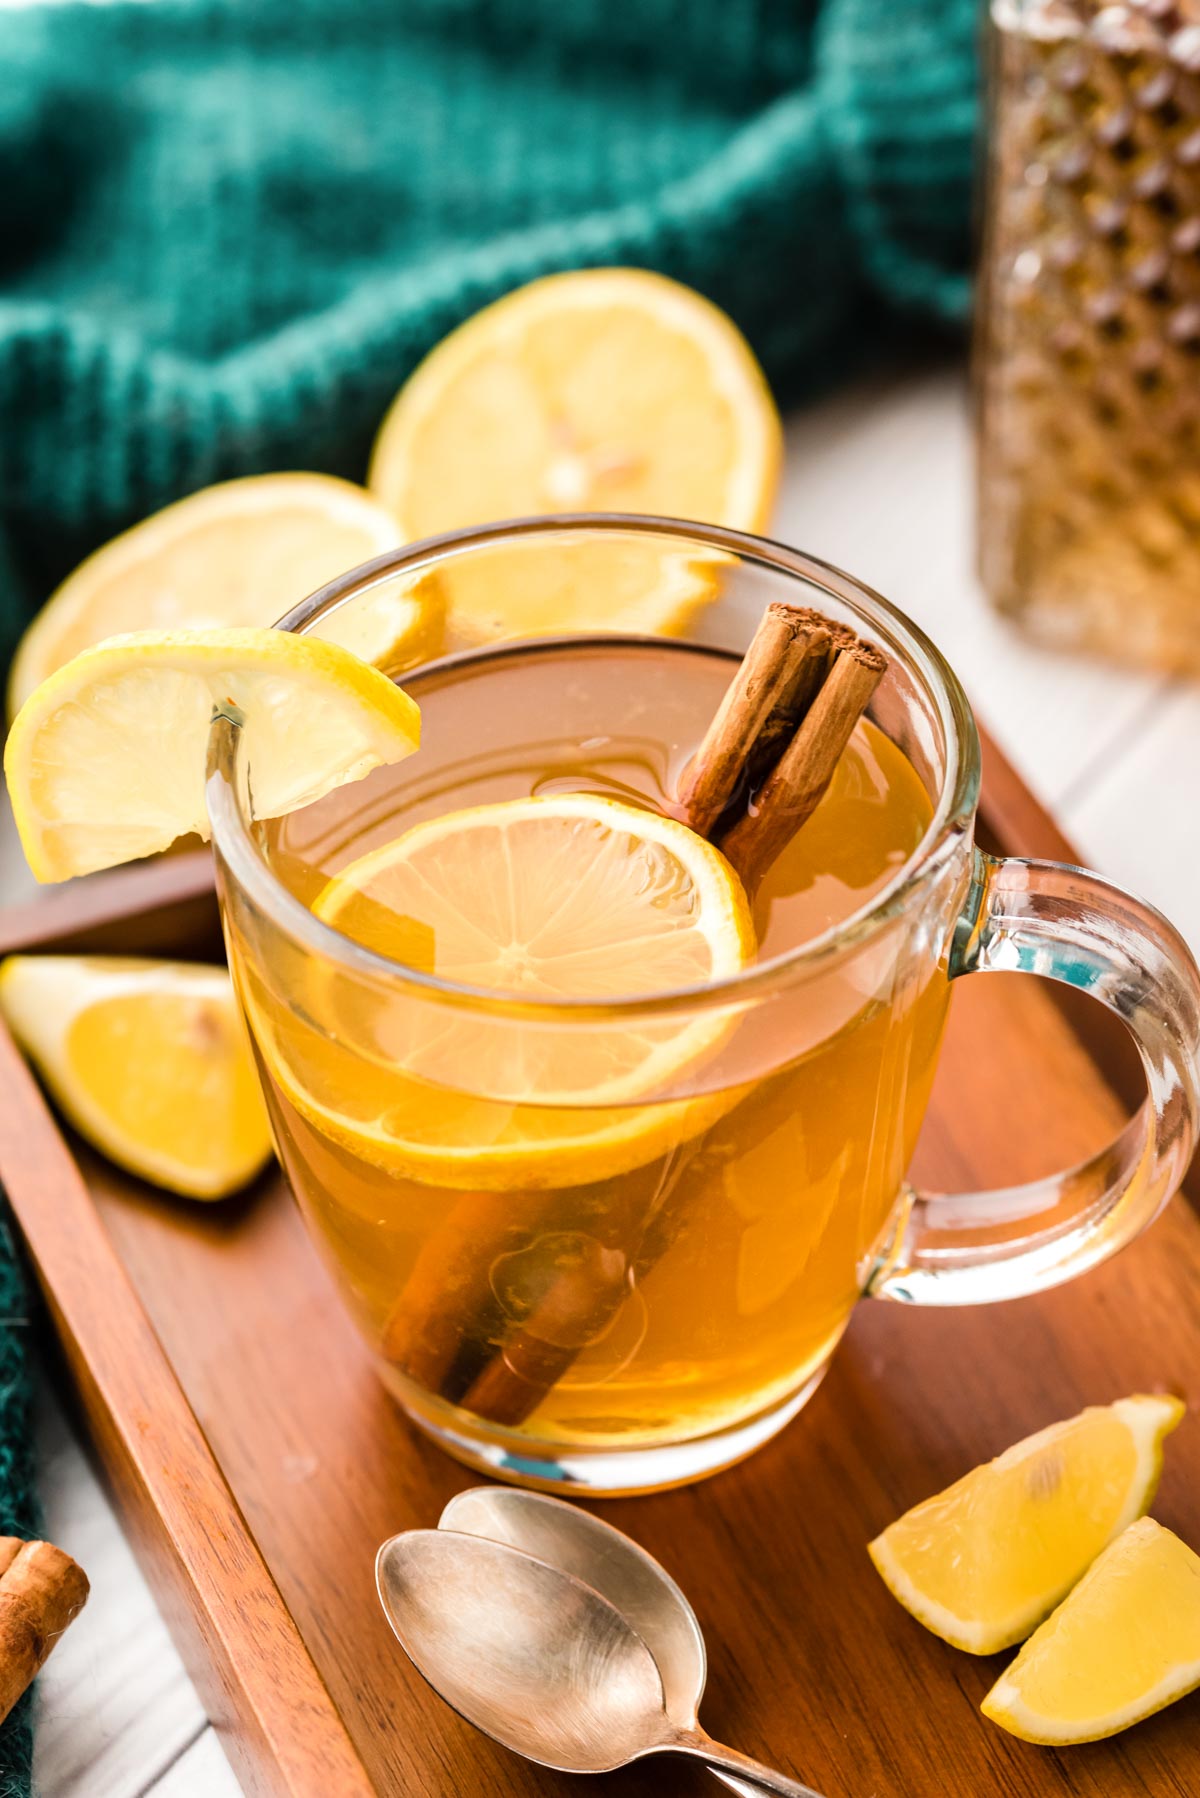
(0, 0), (976, 1786)
(0, 0), (977, 673)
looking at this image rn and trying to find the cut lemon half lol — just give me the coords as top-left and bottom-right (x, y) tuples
(368, 269), (781, 643)
(982, 1517), (1200, 1744)
(4, 627), (421, 883)
(258, 793), (755, 1189)
(8, 473), (439, 717)
(0, 954), (273, 1199)
(869, 1395), (1185, 1654)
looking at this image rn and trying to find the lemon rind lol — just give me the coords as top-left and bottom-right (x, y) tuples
(981, 1655), (1200, 1745)
(263, 1036), (749, 1191)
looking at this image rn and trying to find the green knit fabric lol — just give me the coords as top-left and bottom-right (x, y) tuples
(0, 1220), (38, 1797)
(0, 5), (976, 1786)
(0, 0), (978, 672)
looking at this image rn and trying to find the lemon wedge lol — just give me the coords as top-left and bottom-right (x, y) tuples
(256, 793), (755, 1188)
(368, 269), (781, 642)
(869, 1395), (1185, 1653)
(0, 955), (273, 1199)
(8, 473), (439, 717)
(983, 1517), (1200, 1743)
(4, 627), (421, 882)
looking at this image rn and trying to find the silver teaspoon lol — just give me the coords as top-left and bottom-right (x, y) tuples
(377, 1528), (823, 1796)
(439, 1485), (768, 1797)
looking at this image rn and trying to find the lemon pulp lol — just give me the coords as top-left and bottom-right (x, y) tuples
(0, 955), (273, 1200)
(983, 1516), (1200, 1743)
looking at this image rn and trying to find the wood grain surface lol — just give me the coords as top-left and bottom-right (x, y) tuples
(0, 1032), (376, 1798)
(0, 737), (1197, 1797)
(0, 851), (218, 961)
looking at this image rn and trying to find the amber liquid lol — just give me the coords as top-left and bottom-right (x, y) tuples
(238, 640), (949, 1456)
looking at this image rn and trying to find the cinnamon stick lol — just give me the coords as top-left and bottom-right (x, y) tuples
(380, 1188), (558, 1401)
(0, 1538), (88, 1723)
(717, 639), (887, 891)
(675, 604), (831, 838)
(734, 609), (858, 802)
(458, 1235), (630, 1426)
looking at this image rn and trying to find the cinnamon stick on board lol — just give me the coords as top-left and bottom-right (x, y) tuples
(381, 603), (887, 1429)
(0, 1538), (88, 1723)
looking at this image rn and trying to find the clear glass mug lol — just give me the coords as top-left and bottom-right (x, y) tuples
(206, 518), (1200, 1495)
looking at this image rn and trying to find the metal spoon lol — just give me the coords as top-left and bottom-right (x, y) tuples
(439, 1485), (767, 1797)
(377, 1528), (823, 1796)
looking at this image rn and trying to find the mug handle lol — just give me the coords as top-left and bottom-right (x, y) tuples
(869, 850), (1200, 1306)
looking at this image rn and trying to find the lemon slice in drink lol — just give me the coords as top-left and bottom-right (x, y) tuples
(0, 954), (273, 1199)
(368, 270), (781, 642)
(265, 794), (755, 1189)
(869, 1395), (1185, 1654)
(5, 627), (421, 882)
(983, 1517), (1200, 1743)
(8, 473), (439, 718)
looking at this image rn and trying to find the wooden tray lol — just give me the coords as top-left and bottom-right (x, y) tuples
(1, 727), (1197, 1798)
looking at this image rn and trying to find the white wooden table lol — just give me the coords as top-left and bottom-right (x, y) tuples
(18, 363), (1200, 1795)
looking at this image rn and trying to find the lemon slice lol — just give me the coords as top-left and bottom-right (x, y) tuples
(0, 954), (273, 1199)
(8, 473), (440, 718)
(983, 1517), (1200, 1743)
(869, 1395), (1185, 1654)
(368, 269), (781, 642)
(4, 627), (421, 883)
(259, 793), (755, 1189)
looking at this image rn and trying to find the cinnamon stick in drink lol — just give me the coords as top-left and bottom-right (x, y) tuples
(458, 1234), (630, 1426)
(0, 1538), (88, 1724)
(734, 609), (859, 802)
(380, 1188), (558, 1401)
(717, 638), (887, 891)
(675, 603), (831, 837)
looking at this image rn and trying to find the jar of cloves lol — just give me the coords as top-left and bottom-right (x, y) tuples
(976, 1), (1200, 670)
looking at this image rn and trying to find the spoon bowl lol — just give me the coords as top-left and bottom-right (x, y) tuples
(439, 1484), (707, 1728)
(377, 1527), (673, 1773)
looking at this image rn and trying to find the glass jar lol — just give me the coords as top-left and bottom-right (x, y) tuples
(976, 0), (1200, 670)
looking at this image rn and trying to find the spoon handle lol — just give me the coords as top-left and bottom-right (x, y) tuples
(709, 1772), (796, 1798)
(671, 1730), (829, 1798)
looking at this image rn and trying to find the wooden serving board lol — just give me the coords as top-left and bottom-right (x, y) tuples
(0, 727), (1198, 1798)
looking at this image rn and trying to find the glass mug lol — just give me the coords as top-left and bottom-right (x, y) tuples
(206, 518), (1200, 1495)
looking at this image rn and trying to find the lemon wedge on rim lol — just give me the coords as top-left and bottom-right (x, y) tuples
(983, 1516), (1200, 1743)
(368, 269), (781, 644)
(257, 793), (755, 1189)
(8, 473), (440, 718)
(4, 627), (421, 882)
(0, 954), (273, 1200)
(869, 1394), (1185, 1654)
